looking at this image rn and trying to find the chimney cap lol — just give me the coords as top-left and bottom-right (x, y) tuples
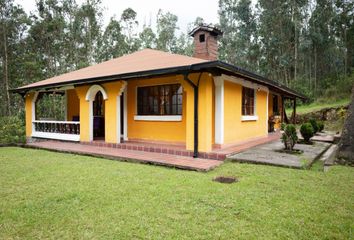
(189, 23), (223, 37)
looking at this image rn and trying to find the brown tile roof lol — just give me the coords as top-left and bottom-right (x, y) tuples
(17, 49), (207, 90)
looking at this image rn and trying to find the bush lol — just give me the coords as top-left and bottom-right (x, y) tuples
(280, 123), (286, 131)
(0, 116), (26, 144)
(300, 123), (314, 143)
(317, 121), (324, 132)
(281, 124), (298, 151)
(309, 119), (319, 133)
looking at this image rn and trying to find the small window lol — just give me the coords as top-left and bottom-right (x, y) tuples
(199, 34), (205, 42)
(242, 87), (255, 116)
(137, 84), (183, 115)
(272, 95), (279, 115)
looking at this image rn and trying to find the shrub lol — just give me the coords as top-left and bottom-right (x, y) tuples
(317, 121), (324, 132)
(280, 123), (286, 131)
(281, 124), (298, 151)
(309, 119), (319, 133)
(0, 116), (26, 144)
(300, 123), (314, 143)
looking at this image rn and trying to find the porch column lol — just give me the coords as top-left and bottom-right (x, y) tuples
(101, 81), (127, 144)
(214, 76), (224, 145)
(293, 98), (297, 124)
(75, 86), (91, 142)
(24, 91), (39, 138)
(181, 78), (195, 151)
(281, 95), (285, 123)
(198, 73), (213, 152)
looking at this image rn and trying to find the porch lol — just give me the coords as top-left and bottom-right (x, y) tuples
(26, 132), (280, 171)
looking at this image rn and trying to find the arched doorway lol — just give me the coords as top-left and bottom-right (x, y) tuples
(93, 91), (105, 140)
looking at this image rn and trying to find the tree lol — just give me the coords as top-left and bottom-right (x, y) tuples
(120, 8), (140, 52)
(99, 17), (128, 61)
(0, 0), (29, 115)
(139, 25), (156, 49)
(156, 9), (178, 52)
(219, 0), (259, 72)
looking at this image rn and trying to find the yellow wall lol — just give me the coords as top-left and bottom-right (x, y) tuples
(197, 73), (214, 152)
(75, 86), (90, 142)
(24, 73), (272, 152)
(126, 73), (214, 152)
(75, 81), (125, 143)
(25, 92), (36, 137)
(102, 81), (125, 143)
(127, 75), (187, 143)
(224, 80), (268, 144)
(66, 89), (80, 121)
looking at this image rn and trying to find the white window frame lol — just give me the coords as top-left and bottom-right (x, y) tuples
(134, 82), (183, 122)
(241, 87), (257, 121)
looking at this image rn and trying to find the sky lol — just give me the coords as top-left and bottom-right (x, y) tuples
(15, 0), (220, 34)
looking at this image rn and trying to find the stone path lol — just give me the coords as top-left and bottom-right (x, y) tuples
(227, 140), (331, 169)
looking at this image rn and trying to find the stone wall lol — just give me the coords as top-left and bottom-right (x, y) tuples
(294, 105), (348, 124)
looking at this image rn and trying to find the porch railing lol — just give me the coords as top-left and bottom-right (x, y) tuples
(32, 120), (80, 141)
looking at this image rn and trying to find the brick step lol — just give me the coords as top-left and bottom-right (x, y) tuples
(80, 141), (226, 161)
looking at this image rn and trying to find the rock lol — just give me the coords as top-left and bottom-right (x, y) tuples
(336, 86), (354, 166)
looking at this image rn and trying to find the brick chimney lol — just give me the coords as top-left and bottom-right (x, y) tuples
(189, 24), (223, 61)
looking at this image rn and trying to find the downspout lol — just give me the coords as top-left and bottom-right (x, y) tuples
(183, 71), (203, 158)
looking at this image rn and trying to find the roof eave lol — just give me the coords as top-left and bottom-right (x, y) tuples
(11, 60), (307, 100)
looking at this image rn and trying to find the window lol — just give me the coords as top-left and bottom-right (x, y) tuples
(242, 87), (255, 115)
(272, 95), (279, 115)
(137, 84), (183, 115)
(199, 34), (205, 42)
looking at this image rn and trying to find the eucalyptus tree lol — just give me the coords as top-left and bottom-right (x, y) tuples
(99, 17), (128, 61)
(0, 0), (29, 115)
(156, 9), (178, 52)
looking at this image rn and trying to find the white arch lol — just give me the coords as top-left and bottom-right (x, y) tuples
(86, 85), (108, 141)
(85, 84), (108, 101)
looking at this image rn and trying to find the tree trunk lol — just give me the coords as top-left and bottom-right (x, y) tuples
(314, 46), (317, 96)
(3, 25), (11, 116)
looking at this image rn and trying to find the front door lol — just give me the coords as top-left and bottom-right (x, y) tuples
(93, 91), (105, 140)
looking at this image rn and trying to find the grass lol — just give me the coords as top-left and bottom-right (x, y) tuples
(287, 98), (350, 115)
(1, 147), (353, 239)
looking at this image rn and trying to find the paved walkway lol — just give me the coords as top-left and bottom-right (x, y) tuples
(228, 140), (331, 169)
(214, 132), (281, 156)
(26, 141), (223, 172)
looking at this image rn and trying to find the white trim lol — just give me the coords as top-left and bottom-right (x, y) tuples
(31, 92), (39, 133)
(241, 115), (259, 121)
(134, 115), (182, 121)
(116, 96), (121, 143)
(222, 74), (269, 92)
(266, 91), (269, 133)
(89, 100), (93, 141)
(123, 86), (128, 141)
(64, 90), (68, 121)
(116, 81), (127, 143)
(32, 131), (80, 141)
(85, 84), (108, 101)
(33, 120), (79, 124)
(214, 76), (224, 144)
(254, 88), (257, 116)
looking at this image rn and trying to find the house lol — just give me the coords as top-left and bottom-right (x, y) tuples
(13, 24), (305, 158)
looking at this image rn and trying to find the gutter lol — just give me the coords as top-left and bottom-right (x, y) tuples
(183, 71), (203, 158)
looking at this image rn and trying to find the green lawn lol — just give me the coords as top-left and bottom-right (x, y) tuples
(1, 147), (353, 239)
(287, 98), (350, 115)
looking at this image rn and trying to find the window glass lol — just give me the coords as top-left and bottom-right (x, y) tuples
(137, 84), (183, 115)
(242, 87), (255, 115)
